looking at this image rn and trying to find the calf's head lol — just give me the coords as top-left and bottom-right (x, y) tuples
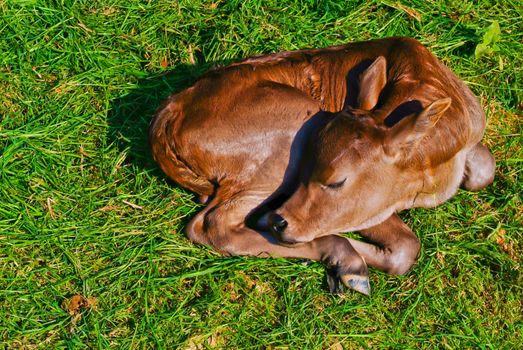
(269, 57), (456, 243)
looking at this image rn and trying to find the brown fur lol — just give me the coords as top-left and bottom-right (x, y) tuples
(149, 37), (495, 294)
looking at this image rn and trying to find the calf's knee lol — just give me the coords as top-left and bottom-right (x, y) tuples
(386, 236), (421, 275)
(462, 143), (495, 191)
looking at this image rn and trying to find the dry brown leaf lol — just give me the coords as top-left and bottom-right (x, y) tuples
(495, 230), (520, 262)
(78, 21), (94, 33)
(46, 197), (55, 219)
(330, 342), (344, 350)
(395, 3), (421, 21)
(63, 295), (85, 315)
(98, 204), (119, 212)
(101, 7), (118, 16)
(122, 200), (143, 210)
(62, 294), (96, 315)
(188, 46), (196, 65)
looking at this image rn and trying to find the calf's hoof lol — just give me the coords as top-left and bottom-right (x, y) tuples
(326, 265), (371, 296)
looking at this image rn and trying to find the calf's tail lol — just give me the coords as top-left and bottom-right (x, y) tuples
(149, 98), (214, 197)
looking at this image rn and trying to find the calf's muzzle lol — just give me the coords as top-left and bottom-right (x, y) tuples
(267, 212), (293, 241)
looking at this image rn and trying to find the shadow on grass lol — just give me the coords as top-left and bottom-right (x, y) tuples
(106, 62), (222, 181)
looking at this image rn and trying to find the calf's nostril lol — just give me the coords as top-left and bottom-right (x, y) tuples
(269, 213), (288, 234)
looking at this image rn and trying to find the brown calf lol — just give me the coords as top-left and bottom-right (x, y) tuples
(149, 37), (495, 295)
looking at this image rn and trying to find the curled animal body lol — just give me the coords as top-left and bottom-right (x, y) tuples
(149, 37), (495, 295)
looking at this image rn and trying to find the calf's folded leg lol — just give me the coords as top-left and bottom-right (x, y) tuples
(187, 194), (371, 295)
(349, 213), (420, 275)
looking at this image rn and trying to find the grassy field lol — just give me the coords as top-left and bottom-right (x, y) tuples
(1, 0), (522, 348)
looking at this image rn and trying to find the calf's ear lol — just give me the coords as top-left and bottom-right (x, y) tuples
(384, 98), (452, 157)
(357, 56), (387, 110)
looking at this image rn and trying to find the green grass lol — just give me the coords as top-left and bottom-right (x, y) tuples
(1, 0), (522, 348)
